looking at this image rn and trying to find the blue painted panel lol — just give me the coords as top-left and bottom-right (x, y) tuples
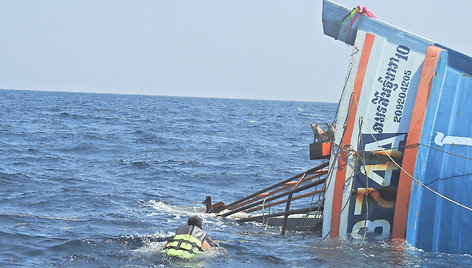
(407, 49), (472, 253)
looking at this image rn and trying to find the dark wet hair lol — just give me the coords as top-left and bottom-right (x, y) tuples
(188, 215), (202, 228)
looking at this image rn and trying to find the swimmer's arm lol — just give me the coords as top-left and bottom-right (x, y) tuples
(202, 240), (211, 251)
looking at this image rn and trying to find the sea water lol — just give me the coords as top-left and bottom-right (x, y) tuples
(0, 89), (470, 267)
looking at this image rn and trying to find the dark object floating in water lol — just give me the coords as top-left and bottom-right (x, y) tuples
(203, 196), (226, 213)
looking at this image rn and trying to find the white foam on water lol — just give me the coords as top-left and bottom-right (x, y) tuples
(141, 200), (233, 262)
(133, 240), (166, 257)
(145, 200), (228, 228)
(146, 200), (204, 217)
(132, 230), (227, 265)
(131, 231), (174, 257)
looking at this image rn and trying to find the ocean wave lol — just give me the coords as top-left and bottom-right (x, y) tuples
(113, 231), (174, 252)
(0, 172), (31, 182)
(59, 143), (100, 153)
(131, 161), (151, 168)
(47, 239), (92, 252)
(58, 112), (88, 120)
(26, 148), (40, 153)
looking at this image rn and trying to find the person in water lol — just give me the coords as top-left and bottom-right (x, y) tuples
(162, 215), (211, 259)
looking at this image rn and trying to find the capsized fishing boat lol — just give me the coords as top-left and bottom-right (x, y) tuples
(208, 0), (472, 255)
(321, 0), (472, 254)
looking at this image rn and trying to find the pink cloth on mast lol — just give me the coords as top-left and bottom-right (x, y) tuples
(348, 5), (376, 28)
(357, 6), (377, 19)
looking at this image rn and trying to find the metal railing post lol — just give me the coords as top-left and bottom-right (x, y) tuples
(280, 192), (293, 235)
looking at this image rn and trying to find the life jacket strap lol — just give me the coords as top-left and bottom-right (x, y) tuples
(166, 237), (204, 252)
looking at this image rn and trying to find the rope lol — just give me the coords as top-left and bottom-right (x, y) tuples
(316, 171), (356, 244)
(316, 77), (472, 246)
(362, 122), (472, 212)
(315, 62), (360, 243)
(348, 83), (472, 213)
(316, 146), (360, 244)
(418, 143), (472, 161)
(356, 116), (369, 246)
(362, 142), (472, 161)
(293, 173), (325, 238)
(302, 54), (357, 234)
(309, 41), (472, 247)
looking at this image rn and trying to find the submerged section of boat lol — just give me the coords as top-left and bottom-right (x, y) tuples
(322, 0), (472, 254)
(206, 163), (327, 234)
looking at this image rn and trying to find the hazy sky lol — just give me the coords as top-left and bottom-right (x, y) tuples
(1, 0), (471, 102)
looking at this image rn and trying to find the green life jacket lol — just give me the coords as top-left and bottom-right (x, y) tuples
(162, 224), (207, 259)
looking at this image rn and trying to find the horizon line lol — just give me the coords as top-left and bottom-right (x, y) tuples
(0, 88), (338, 104)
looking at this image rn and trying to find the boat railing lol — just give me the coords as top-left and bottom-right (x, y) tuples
(209, 161), (329, 234)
